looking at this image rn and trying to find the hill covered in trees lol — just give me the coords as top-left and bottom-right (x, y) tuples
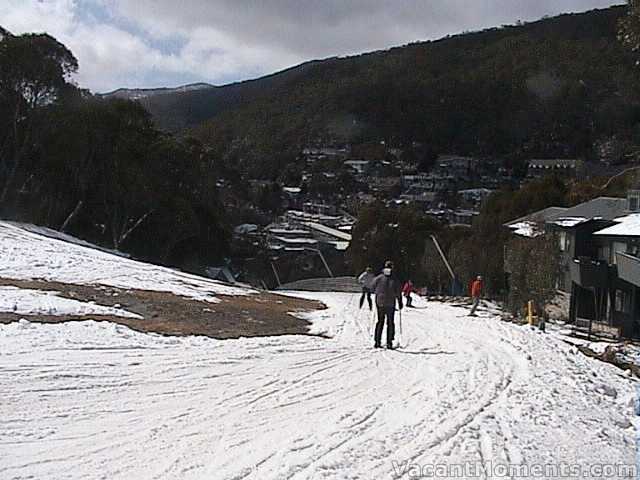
(0, 29), (230, 273)
(139, 5), (640, 178)
(3, 5), (640, 287)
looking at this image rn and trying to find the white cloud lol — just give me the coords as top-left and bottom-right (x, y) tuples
(0, 0), (621, 92)
(0, 0), (75, 33)
(0, 0), (302, 91)
(110, 0), (621, 57)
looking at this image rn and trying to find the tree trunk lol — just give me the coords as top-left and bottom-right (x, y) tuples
(118, 210), (153, 246)
(60, 200), (84, 232)
(0, 104), (32, 206)
(110, 209), (154, 250)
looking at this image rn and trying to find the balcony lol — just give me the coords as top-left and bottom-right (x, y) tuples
(570, 257), (610, 288)
(616, 252), (640, 287)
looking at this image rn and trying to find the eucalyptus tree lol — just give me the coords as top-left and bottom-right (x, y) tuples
(0, 29), (78, 206)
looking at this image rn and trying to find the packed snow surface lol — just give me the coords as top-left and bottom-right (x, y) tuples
(1, 294), (636, 479)
(0, 222), (253, 301)
(0, 286), (141, 319)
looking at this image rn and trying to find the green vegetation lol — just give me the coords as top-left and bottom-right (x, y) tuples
(347, 202), (441, 283)
(346, 174), (627, 298)
(0, 29), (230, 271)
(3, 5), (640, 285)
(505, 235), (561, 316)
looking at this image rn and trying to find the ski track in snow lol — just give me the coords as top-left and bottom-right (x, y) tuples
(0, 293), (637, 480)
(0, 222), (253, 302)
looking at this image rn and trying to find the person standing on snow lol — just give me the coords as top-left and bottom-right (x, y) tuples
(371, 260), (403, 349)
(402, 279), (414, 308)
(357, 266), (375, 310)
(469, 275), (483, 316)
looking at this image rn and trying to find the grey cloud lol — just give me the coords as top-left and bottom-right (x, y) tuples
(113, 0), (621, 60)
(2, 0), (622, 91)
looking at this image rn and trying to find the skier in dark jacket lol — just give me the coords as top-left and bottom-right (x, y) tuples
(371, 260), (403, 349)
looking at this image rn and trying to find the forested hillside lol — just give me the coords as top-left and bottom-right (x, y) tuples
(140, 6), (639, 178)
(2, 5), (639, 284)
(0, 30), (230, 271)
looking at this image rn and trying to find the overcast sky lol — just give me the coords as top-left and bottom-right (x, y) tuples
(1, 0), (623, 93)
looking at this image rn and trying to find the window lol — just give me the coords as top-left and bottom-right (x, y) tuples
(615, 290), (631, 314)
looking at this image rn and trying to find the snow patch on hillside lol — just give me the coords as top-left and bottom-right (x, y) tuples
(0, 222), (254, 302)
(0, 286), (141, 319)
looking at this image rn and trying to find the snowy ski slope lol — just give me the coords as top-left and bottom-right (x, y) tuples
(1, 292), (636, 479)
(0, 222), (253, 302)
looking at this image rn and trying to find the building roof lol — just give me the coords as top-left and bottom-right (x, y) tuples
(504, 207), (568, 228)
(507, 222), (545, 238)
(528, 159), (580, 168)
(326, 241), (350, 251)
(504, 197), (628, 235)
(551, 217), (589, 228)
(549, 197), (627, 227)
(302, 222), (352, 241)
(234, 224), (259, 235)
(205, 267), (235, 284)
(267, 228), (310, 236)
(438, 155), (477, 162)
(272, 236), (318, 245)
(344, 160), (370, 165)
(594, 214), (640, 237)
(458, 188), (493, 195)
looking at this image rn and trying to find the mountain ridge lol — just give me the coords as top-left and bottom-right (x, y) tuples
(128, 6), (638, 178)
(100, 82), (215, 100)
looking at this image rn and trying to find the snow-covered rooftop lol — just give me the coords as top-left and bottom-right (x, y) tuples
(550, 216), (589, 228)
(594, 213), (640, 237)
(302, 222), (352, 241)
(505, 197), (628, 232)
(272, 236), (318, 245)
(508, 221), (544, 238)
(327, 241), (349, 251)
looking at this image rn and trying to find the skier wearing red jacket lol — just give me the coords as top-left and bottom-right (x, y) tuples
(402, 280), (414, 308)
(469, 275), (483, 316)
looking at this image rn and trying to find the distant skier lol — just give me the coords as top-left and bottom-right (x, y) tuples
(357, 266), (375, 310)
(402, 279), (414, 308)
(469, 275), (483, 316)
(371, 260), (403, 349)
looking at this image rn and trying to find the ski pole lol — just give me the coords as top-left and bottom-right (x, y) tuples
(398, 308), (403, 347)
(370, 307), (376, 336)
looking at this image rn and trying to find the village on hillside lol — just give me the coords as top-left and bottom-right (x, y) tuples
(219, 138), (640, 346)
(225, 141), (598, 281)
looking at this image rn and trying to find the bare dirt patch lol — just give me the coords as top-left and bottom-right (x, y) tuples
(0, 278), (326, 339)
